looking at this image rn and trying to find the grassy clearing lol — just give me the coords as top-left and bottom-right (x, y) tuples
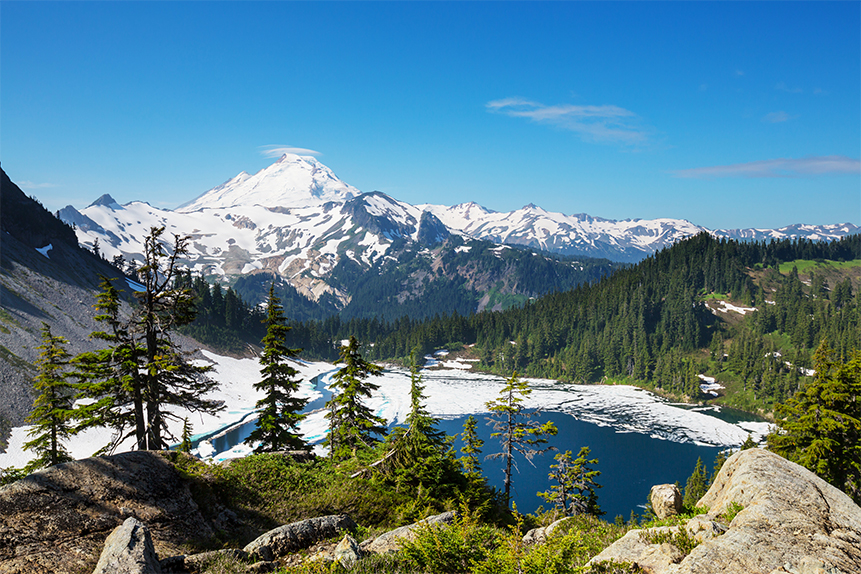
(777, 258), (861, 275)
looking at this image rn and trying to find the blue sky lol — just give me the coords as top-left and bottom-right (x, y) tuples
(2, 1), (859, 230)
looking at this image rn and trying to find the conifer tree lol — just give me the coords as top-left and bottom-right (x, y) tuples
(485, 371), (557, 508)
(245, 284), (308, 452)
(538, 447), (603, 517)
(381, 353), (458, 495)
(179, 418), (193, 453)
(136, 227), (223, 450)
(23, 324), (75, 472)
(768, 340), (861, 504)
(73, 276), (146, 453)
(682, 456), (708, 508)
(324, 336), (386, 460)
(459, 414), (484, 478)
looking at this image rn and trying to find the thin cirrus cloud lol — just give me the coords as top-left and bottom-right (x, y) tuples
(486, 97), (648, 145)
(259, 145), (322, 158)
(671, 156), (861, 179)
(762, 111), (797, 123)
(18, 180), (57, 189)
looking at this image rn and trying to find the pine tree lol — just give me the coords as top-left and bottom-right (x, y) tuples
(682, 456), (708, 509)
(459, 414), (484, 478)
(324, 336), (386, 460)
(136, 227), (223, 450)
(245, 284), (308, 453)
(485, 371), (558, 508)
(538, 447), (603, 517)
(23, 324), (76, 472)
(768, 340), (861, 504)
(73, 276), (147, 453)
(380, 353), (459, 496)
(179, 418), (193, 453)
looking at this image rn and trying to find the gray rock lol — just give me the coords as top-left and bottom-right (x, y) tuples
(522, 516), (576, 545)
(0, 451), (213, 574)
(334, 534), (362, 568)
(366, 511), (458, 554)
(243, 514), (358, 561)
(650, 484), (683, 519)
(92, 517), (162, 574)
(244, 562), (278, 573)
(589, 449), (861, 574)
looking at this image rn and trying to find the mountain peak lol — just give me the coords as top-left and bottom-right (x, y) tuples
(88, 194), (120, 209)
(176, 155), (360, 213)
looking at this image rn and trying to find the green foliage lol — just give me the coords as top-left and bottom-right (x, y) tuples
(768, 340), (861, 504)
(398, 508), (501, 573)
(638, 526), (700, 556)
(73, 275), (146, 455)
(23, 323), (75, 472)
(740, 434), (757, 450)
(682, 457), (708, 509)
(719, 501), (744, 524)
(486, 372), (558, 508)
(179, 418), (193, 453)
(245, 284), (308, 453)
(324, 336), (387, 460)
(538, 448), (603, 517)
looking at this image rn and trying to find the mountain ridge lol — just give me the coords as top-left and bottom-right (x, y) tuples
(55, 155), (858, 310)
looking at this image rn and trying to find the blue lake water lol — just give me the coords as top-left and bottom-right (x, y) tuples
(435, 412), (723, 520)
(196, 368), (734, 520)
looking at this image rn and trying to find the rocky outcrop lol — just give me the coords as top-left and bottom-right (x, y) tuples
(242, 515), (358, 561)
(523, 516), (576, 544)
(92, 517), (162, 574)
(333, 534), (362, 568)
(365, 510), (458, 554)
(0, 451), (214, 574)
(589, 449), (861, 574)
(650, 484), (682, 519)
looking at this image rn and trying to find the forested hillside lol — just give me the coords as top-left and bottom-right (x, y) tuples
(276, 233), (860, 413)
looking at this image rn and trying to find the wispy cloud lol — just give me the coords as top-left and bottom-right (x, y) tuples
(672, 156), (861, 179)
(762, 111), (797, 123)
(18, 181), (57, 189)
(486, 97), (648, 145)
(775, 82), (802, 94)
(259, 145), (322, 158)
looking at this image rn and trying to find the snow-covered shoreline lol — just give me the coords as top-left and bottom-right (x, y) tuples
(0, 350), (772, 469)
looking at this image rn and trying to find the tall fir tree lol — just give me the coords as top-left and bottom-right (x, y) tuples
(538, 447), (603, 517)
(23, 324), (76, 472)
(768, 340), (861, 504)
(136, 227), (223, 450)
(485, 371), (558, 508)
(245, 284), (308, 452)
(324, 336), (386, 460)
(459, 414), (484, 479)
(73, 276), (147, 453)
(682, 456), (708, 508)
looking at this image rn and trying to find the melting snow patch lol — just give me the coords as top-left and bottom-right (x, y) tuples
(35, 244), (52, 258)
(711, 301), (757, 315)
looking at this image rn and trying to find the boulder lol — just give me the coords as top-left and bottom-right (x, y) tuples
(243, 514), (357, 561)
(522, 516), (576, 544)
(333, 534), (362, 568)
(0, 451), (215, 574)
(589, 449), (861, 574)
(160, 548), (249, 573)
(92, 517), (162, 574)
(650, 484), (683, 519)
(365, 510), (458, 554)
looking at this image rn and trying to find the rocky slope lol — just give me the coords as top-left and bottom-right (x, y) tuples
(590, 448), (861, 574)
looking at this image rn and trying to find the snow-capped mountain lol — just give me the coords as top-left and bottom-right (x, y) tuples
(420, 202), (706, 262)
(58, 154), (858, 308)
(176, 153), (360, 212)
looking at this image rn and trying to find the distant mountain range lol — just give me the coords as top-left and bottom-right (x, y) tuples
(57, 153), (858, 309)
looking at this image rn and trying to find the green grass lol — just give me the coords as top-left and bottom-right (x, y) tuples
(778, 258), (861, 275)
